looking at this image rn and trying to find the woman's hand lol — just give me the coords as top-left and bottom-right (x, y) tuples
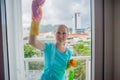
(66, 59), (77, 69)
(30, 0), (45, 36)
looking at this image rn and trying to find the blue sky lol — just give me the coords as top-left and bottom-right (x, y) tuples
(22, 0), (91, 28)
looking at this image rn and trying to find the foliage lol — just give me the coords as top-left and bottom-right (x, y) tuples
(74, 60), (86, 80)
(29, 61), (44, 70)
(73, 40), (91, 56)
(24, 44), (40, 58)
(72, 38), (91, 79)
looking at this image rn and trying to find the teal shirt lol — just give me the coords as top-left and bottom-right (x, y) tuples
(40, 42), (72, 80)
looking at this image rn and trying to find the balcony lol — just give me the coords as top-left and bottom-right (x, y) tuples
(24, 56), (91, 80)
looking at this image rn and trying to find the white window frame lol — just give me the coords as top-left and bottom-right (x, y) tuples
(6, 0), (25, 80)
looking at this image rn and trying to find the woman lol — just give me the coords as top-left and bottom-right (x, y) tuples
(29, 24), (72, 80)
(29, 0), (72, 80)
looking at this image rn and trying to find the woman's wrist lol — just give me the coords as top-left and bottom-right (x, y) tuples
(30, 20), (40, 36)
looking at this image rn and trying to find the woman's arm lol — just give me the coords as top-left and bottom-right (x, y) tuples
(29, 34), (44, 50)
(29, 0), (45, 50)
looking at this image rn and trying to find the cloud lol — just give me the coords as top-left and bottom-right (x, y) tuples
(42, 0), (91, 28)
(22, 0), (91, 28)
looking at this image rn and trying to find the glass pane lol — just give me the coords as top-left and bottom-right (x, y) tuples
(22, 0), (91, 80)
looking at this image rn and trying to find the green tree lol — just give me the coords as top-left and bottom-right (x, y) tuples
(73, 40), (91, 56)
(74, 60), (86, 80)
(24, 44), (40, 58)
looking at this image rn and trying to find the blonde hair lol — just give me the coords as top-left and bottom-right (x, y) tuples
(55, 24), (68, 32)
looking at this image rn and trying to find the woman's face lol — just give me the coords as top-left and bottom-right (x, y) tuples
(55, 26), (68, 43)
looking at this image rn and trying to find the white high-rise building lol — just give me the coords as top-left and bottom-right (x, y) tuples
(72, 12), (81, 33)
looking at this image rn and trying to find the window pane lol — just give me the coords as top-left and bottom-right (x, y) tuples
(22, 0), (91, 80)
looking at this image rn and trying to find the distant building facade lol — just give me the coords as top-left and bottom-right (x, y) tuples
(72, 12), (82, 33)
